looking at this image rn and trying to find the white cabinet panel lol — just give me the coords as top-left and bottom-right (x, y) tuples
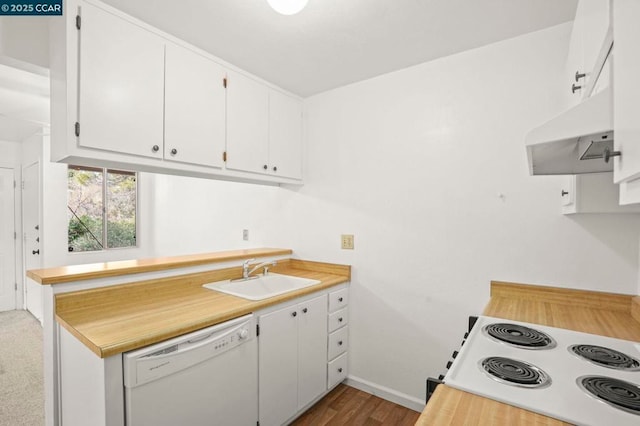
(328, 308), (348, 333)
(258, 303), (298, 426)
(329, 288), (349, 312)
(164, 43), (226, 168)
(226, 71), (269, 174)
(327, 353), (348, 389)
(561, 173), (640, 213)
(613, 0), (640, 183)
(328, 326), (349, 361)
(78, 2), (164, 158)
(269, 91), (303, 179)
(297, 295), (328, 410)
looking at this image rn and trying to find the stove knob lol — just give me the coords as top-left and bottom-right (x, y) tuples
(452, 351), (459, 359)
(237, 328), (249, 340)
(446, 361), (453, 369)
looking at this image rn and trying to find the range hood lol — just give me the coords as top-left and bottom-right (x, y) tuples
(525, 87), (613, 175)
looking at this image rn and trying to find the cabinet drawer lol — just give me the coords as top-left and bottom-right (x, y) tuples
(328, 308), (348, 333)
(327, 352), (348, 389)
(328, 288), (348, 312)
(328, 326), (348, 361)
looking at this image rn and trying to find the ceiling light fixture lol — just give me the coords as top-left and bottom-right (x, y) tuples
(267, 0), (308, 15)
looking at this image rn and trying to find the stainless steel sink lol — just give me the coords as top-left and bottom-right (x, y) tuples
(202, 273), (321, 301)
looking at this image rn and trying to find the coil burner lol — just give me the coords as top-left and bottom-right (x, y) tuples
(482, 323), (556, 349)
(577, 376), (640, 416)
(479, 356), (551, 389)
(569, 344), (640, 371)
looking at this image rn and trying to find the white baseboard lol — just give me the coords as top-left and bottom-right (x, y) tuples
(345, 375), (426, 413)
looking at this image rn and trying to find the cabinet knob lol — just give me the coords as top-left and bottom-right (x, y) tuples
(338, 317), (343, 322)
(575, 70), (586, 82)
(338, 340), (343, 346)
(338, 297), (343, 302)
(35, 225), (39, 230)
(170, 148), (178, 155)
(561, 190), (569, 197)
(571, 83), (581, 94)
(302, 308), (308, 313)
(338, 368), (343, 373)
(603, 148), (621, 163)
(273, 166), (277, 172)
(291, 311), (297, 317)
(152, 145), (160, 152)
(32, 249), (40, 255)
(263, 164), (268, 170)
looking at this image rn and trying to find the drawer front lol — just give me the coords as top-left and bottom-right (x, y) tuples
(327, 352), (348, 389)
(328, 326), (348, 361)
(328, 308), (348, 333)
(328, 288), (348, 312)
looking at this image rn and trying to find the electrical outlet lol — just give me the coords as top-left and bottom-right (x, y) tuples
(243, 229), (249, 241)
(341, 234), (354, 250)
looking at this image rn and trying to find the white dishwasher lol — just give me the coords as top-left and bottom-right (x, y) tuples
(123, 314), (257, 426)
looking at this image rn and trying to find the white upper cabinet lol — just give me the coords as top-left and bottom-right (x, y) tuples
(226, 71), (304, 180)
(565, 0), (611, 106)
(50, 0), (303, 185)
(613, 0), (640, 186)
(269, 90), (303, 180)
(78, 2), (164, 158)
(225, 70), (270, 174)
(164, 42), (226, 168)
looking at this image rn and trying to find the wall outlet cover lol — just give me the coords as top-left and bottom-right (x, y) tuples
(341, 234), (354, 250)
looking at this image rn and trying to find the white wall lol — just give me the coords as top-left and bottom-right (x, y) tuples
(286, 22), (640, 403)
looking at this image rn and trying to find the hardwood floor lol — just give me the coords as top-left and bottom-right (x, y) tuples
(291, 384), (421, 426)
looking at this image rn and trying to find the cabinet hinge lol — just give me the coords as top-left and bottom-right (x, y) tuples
(76, 15), (81, 30)
(15, 283), (17, 291)
(74, 122), (80, 137)
(256, 324), (260, 337)
(14, 231), (17, 240)
(223, 77), (227, 88)
(13, 180), (16, 189)
(222, 151), (227, 162)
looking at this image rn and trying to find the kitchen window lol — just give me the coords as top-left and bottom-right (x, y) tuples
(67, 165), (137, 252)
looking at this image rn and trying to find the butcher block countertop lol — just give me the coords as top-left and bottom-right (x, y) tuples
(28, 247), (293, 285)
(55, 258), (350, 358)
(416, 281), (640, 426)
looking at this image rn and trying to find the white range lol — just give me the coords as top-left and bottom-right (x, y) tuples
(444, 316), (640, 426)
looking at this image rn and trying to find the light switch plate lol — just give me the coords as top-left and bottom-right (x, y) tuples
(341, 234), (354, 250)
(243, 229), (249, 241)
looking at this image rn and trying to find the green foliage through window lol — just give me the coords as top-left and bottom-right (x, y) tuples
(67, 166), (137, 252)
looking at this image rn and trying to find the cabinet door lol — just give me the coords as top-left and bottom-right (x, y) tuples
(269, 90), (303, 179)
(78, 3), (164, 158)
(297, 295), (328, 410)
(258, 305), (298, 426)
(613, 0), (640, 183)
(226, 71), (269, 174)
(164, 43), (226, 168)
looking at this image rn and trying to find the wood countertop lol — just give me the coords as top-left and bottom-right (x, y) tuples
(28, 247), (292, 285)
(416, 281), (640, 426)
(55, 259), (350, 358)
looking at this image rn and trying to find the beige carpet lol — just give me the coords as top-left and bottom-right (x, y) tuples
(0, 310), (44, 426)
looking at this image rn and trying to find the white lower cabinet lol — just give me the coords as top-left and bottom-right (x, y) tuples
(258, 294), (328, 426)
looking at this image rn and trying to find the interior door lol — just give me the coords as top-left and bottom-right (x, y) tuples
(22, 162), (42, 322)
(0, 167), (16, 312)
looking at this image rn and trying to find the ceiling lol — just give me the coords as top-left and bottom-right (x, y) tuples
(101, 0), (578, 97)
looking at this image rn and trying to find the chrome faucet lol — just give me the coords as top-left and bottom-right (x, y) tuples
(241, 258), (277, 279)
